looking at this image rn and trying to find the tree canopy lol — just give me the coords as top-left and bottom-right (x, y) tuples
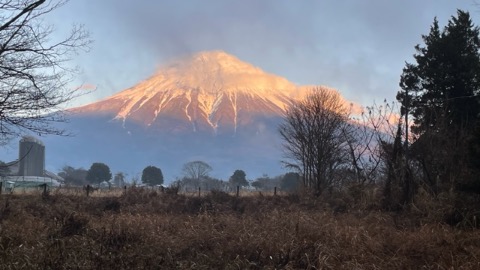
(182, 161), (212, 180)
(86, 163), (112, 185)
(58, 166), (88, 186)
(280, 172), (301, 191)
(229, 169), (249, 187)
(141, 166), (164, 186)
(396, 9), (480, 195)
(398, 10), (480, 135)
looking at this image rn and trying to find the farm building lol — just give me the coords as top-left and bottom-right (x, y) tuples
(1, 136), (63, 192)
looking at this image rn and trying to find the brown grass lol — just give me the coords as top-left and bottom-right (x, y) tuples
(0, 188), (479, 269)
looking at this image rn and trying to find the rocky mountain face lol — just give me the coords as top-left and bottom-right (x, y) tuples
(26, 51), (344, 181)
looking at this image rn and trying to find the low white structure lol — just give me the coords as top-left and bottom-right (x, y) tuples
(1, 136), (63, 192)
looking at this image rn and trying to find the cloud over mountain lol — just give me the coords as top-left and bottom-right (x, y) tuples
(72, 51), (351, 134)
(48, 51), (354, 180)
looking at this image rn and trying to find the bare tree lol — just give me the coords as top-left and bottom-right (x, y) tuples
(0, 0), (91, 144)
(342, 101), (400, 185)
(279, 87), (350, 195)
(181, 160), (212, 181)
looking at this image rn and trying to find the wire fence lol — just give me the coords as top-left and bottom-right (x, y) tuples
(0, 181), (286, 197)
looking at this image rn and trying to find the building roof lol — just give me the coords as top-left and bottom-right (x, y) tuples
(20, 135), (44, 146)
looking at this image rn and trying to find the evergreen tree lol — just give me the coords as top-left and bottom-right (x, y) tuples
(229, 170), (249, 187)
(397, 10), (480, 194)
(280, 172), (301, 192)
(398, 10), (480, 135)
(86, 163), (112, 185)
(141, 166), (164, 186)
(58, 166), (88, 186)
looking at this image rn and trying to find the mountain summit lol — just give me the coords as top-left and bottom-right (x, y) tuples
(72, 51), (311, 135)
(49, 51), (347, 180)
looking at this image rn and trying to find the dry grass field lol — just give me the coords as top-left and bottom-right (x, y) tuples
(0, 187), (479, 269)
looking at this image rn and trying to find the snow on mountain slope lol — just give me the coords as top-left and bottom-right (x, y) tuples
(71, 51), (341, 135)
(11, 50), (365, 181)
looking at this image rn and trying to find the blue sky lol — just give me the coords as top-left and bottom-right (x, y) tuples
(47, 0), (480, 108)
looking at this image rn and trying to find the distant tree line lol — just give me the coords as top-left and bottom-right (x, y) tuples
(57, 160), (301, 193)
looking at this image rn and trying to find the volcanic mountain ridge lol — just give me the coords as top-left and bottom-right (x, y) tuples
(72, 50), (339, 135)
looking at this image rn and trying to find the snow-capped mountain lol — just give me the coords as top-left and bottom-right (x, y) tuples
(31, 51), (350, 181)
(71, 51), (318, 135)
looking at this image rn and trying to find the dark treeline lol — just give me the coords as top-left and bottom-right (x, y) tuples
(279, 9), (480, 226)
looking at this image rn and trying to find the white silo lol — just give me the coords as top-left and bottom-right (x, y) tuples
(18, 136), (45, 176)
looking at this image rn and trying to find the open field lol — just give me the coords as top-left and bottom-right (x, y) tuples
(0, 188), (479, 269)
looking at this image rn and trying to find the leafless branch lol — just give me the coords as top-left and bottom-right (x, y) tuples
(0, 0), (92, 144)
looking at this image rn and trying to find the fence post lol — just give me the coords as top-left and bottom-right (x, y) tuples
(86, 184), (91, 197)
(236, 186), (239, 197)
(198, 187), (201, 197)
(124, 185), (127, 195)
(42, 184), (47, 196)
(0, 181), (2, 195)
(274, 186), (277, 196)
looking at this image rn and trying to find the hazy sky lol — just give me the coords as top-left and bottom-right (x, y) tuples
(47, 0), (480, 108)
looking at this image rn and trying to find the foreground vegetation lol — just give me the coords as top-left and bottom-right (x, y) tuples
(0, 188), (479, 269)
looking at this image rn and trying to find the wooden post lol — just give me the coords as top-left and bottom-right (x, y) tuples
(274, 186), (277, 196)
(198, 187), (201, 197)
(42, 184), (47, 196)
(124, 185), (127, 195)
(0, 181), (2, 195)
(236, 186), (240, 197)
(86, 184), (91, 197)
